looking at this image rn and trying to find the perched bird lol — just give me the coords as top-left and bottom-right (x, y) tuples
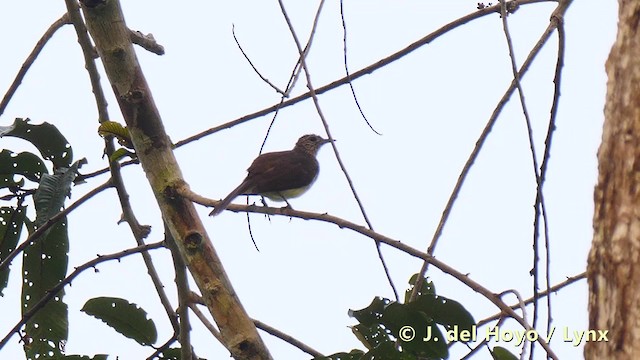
(209, 134), (332, 216)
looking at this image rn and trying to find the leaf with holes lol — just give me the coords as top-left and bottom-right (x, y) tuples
(0, 206), (26, 295)
(0, 149), (47, 190)
(82, 297), (157, 346)
(0, 118), (73, 169)
(22, 218), (69, 359)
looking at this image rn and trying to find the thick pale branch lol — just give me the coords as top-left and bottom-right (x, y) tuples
(78, 1), (271, 359)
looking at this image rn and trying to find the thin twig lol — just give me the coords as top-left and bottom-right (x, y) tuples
(180, 186), (554, 358)
(240, 2), (326, 244)
(77, 1), (554, 184)
(66, 0), (179, 333)
(0, 241), (165, 349)
(477, 272), (585, 327)
(165, 225), (194, 360)
(497, 289), (530, 359)
(64, 0), (109, 122)
(188, 303), (224, 344)
(232, 24), (286, 95)
(0, 14), (71, 117)
(247, 1), (325, 249)
(498, 3), (549, 358)
(254, 319), (324, 358)
(174, 0), (552, 149)
(277, 0), (399, 301)
(188, 300), (324, 357)
(543, 4), (567, 338)
(146, 337), (178, 360)
(75, 158), (138, 182)
(259, 2), (320, 154)
(0, 179), (113, 274)
(110, 157), (179, 333)
(410, 3), (569, 303)
(460, 317), (507, 359)
(339, 0), (381, 135)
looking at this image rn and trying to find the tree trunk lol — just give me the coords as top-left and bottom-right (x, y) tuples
(586, 1), (640, 358)
(78, 0), (272, 358)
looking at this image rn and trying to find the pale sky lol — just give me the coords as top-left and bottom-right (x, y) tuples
(0, 1), (617, 359)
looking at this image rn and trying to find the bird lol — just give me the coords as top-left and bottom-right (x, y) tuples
(209, 134), (332, 216)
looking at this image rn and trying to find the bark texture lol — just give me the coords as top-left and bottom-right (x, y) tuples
(79, 1), (272, 358)
(586, 1), (640, 358)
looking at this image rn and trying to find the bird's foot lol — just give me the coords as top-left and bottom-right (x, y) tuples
(280, 195), (293, 210)
(259, 196), (273, 221)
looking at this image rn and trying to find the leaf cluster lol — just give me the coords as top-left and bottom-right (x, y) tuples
(317, 275), (480, 360)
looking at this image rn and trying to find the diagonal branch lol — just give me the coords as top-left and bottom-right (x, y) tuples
(0, 179), (112, 274)
(183, 191), (560, 358)
(0, 14), (71, 117)
(410, 1), (572, 304)
(175, 0), (552, 148)
(64, 0), (109, 122)
(0, 241), (165, 349)
(77, 1), (557, 183)
(64, 0), (180, 334)
(277, 0), (399, 301)
(77, 1), (271, 358)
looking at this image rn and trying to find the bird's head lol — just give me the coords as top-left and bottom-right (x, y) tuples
(295, 134), (333, 155)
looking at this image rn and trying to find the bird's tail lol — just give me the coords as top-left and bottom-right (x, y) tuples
(209, 180), (251, 216)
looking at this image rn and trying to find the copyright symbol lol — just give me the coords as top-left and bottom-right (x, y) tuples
(399, 326), (415, 342)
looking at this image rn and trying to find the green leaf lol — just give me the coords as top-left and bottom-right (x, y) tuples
(314, 349), (365, 360)
(492, 346), (519, 360)
(0, 149), (47, 190)
(109, 147), (136, 163)
(349, 298), (448, 359)
(408, 295), (476, 333)
(0, 206), (26, 296)
(98, 120), (134, 149)
(344, 277), (475, 360)
(348, 297), (389, 326)
(0, 118), (73, 169)
(33, 159), (85, 228)
(62, 355), (109, 360)
(350, 323), (393, 351)
(381, 302), (448, 358)
(82, 297), (158, 346)
(157, 348), (182, 360)
(22, 218), (69, 359)
(405, 274), (436, 302)
(406, 274), (476, 334)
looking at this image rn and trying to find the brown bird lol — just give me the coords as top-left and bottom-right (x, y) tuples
(209, 134), (332, 216)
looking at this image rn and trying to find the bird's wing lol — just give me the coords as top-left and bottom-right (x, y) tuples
(246, 150), (319, 194)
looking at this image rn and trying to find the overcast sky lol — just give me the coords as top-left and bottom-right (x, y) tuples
(0, 1), (617, 359)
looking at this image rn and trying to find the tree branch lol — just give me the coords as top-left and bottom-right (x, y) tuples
(0, 14), (70, 117)
(78, 0), (271, 358)
(0, 241), (165, 349)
